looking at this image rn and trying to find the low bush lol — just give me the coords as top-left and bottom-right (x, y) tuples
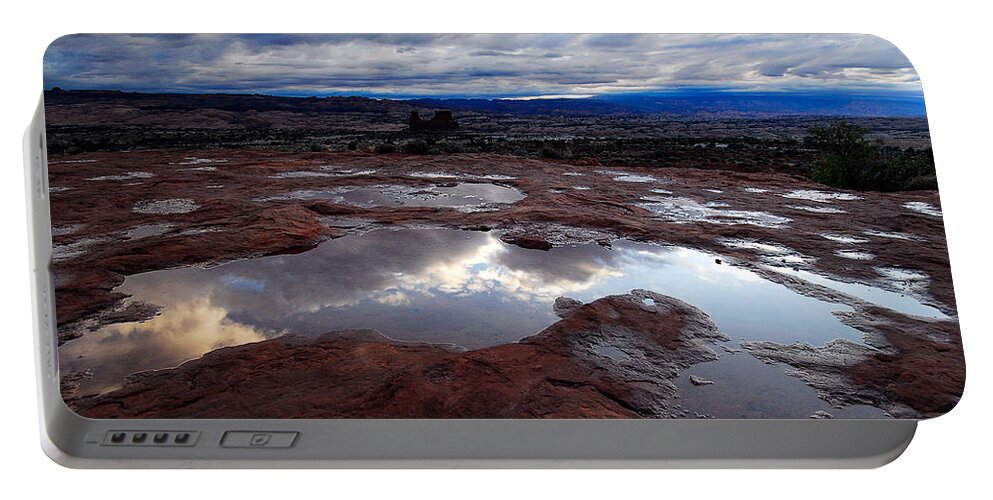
(806, 121), (936, 191)
(374, 142), (397, 154)
(401, 139), (430, 154)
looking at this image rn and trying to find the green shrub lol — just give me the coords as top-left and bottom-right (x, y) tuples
(806, 121), (936, 192)
(402, 139), (430, 154)
(540, 145), (564, 159)
(374, 142), (397, 154)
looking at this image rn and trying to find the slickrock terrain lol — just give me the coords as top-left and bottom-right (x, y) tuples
(743, 306), (964, 418)
(70, 291), (727, 418)
(46, 89), (962, 419)
(49, 147), (963, 418)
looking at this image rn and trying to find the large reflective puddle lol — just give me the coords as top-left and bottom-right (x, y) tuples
(62, 228), (934, 417)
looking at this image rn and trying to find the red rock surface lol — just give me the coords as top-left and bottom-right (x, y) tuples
(49, 149), (964, 417)
(744, 306), (965, 418)
(70, 291), (727, 418)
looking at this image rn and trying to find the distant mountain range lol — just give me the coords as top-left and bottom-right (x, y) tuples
(410, 90), (926, 117)
(44, 88), (926, 128)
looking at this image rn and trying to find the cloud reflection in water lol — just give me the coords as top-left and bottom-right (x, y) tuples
(61, 228), (890, 397)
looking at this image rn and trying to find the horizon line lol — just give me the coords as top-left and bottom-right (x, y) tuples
(45, 85), (926, 102)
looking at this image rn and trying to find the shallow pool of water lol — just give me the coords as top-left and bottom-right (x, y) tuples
(87, 171), (154, 182)
(597, 170), (658, 183)
(903, 201), (942, 217)
(123, 224), (174, 240)
(835, 249), (875, 260)
(637, 195), (791, 228)
(62, 228), (928, 417)
(787, 205), (847, 214)
(822, 234), (869, 244)
(780, 190), (862, 202)
(764, 265), (947, 319)
(263, 182), (524, 209)
(132, 198), (199, 214)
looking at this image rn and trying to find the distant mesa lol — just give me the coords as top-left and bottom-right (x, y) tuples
(409, 110), (459, 131)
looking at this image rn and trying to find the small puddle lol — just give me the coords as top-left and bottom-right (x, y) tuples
(87, 171), (154, 181)
(591, 344), (631, 362)
(675, 353), (890, 419)
(262, 183), (525, 210)
(822, 234), (870, 244)
(637, 196), (790, 228)
(49, 159), (97, 165)
(719, 239), (813, 265)
(52, 224), (85, 237)
(787, 205), (847, 214)
(876, 267), (930, 295)
(132, 199), (199, 214)
(718, 238), (791, 254)
(272, 167), (378, 178)
(598, 170), (658, 183)
(835, 249), (874, 260)
(780, 190), (862, 202)
(410, 172), (457, 179)
(864, 230), (923, 241)
(53, 237), (108, 262)
(269, 171), (339, 179)
(123, 224), (174, 240)
(763, 266), (947, 319)
(410, 172), (516, 181)
(177, 157), (228, 165)
(903, 201), (943, 217)
(473, 174), (517, 181)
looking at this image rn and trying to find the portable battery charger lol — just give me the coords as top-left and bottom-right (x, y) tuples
(26, 34), (963, 468)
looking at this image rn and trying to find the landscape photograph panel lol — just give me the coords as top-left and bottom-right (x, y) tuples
(43, 34), (963, 419)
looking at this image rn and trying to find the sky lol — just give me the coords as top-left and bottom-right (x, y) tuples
(43, 34), (922, 99)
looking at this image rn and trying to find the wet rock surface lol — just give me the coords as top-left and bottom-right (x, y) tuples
(60, 370), (92, 400)
(48, 148), (963, 418)
(743, 306), (964, 418)
(553, 297), (584, 318)
(500, 234), (553, 251)
(70, 291), (727, 418)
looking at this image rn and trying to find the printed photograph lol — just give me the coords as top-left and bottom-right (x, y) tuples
(44, 34), (963, 419)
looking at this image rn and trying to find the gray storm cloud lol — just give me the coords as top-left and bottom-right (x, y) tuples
(44, 34), (919, 97)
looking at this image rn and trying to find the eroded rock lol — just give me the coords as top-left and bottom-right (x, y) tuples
(47, 149), (962, 420)
(742, 306), (964, 418)
(500, 234), (552, 251)
(70, 290), (728, 419)
(60, 369), (92, 400)
(553, 296), (584, 318)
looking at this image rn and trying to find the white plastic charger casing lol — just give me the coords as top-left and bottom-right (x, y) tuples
(25, 97), (918, 468)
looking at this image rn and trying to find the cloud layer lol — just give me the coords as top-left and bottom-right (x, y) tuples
(44, 34), (920, 97)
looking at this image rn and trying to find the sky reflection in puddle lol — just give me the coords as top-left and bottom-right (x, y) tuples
(263, 182), (524, 209)
(637, 195), (791, 228)
(61, 228), (934, 416)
